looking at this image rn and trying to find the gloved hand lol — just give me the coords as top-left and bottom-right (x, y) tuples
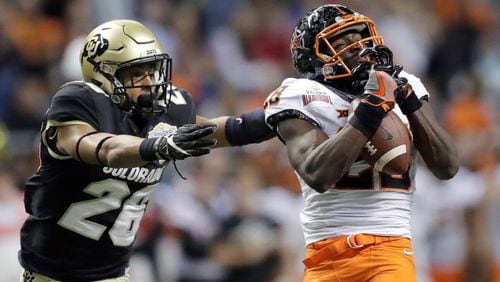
(140, 123), (217, 162)
(351, 45), (403, 91)
(359, 45), (403, 77)
(156, 124), (217, 160)
(351, 61), (372, 92)
(349, 67), (395, 138)
(393, 79), (423, 115)
(360, 66), (396, 113)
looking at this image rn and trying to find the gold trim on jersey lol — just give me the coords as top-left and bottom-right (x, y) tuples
(42, 120), (94, 160)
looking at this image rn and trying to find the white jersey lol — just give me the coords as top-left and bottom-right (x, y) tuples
(264, 71), (429, 245)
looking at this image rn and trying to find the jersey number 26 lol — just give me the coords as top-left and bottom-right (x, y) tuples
(58, 179), (154, 247)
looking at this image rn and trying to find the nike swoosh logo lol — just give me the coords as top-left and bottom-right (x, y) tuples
(403, 249), (414, 255)
(380, 126), (393, 141)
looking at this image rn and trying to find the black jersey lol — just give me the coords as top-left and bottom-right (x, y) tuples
(19, 82), (196, 281)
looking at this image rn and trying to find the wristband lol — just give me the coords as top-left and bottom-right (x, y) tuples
(398, 90), (422, 115)
(140, 137), (159, 161)
(348, 102), (385, 138)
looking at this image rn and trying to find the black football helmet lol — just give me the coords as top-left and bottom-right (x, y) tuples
(290, 4), (383, 81)
(80, 19), (172, 114)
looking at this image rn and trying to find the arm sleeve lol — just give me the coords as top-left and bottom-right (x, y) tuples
(224, 108), (276, 146)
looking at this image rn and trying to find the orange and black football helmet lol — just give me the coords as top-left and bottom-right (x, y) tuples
(290, 4), (383, 81)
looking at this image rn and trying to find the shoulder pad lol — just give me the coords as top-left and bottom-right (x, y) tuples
(56, 81), (108, 97)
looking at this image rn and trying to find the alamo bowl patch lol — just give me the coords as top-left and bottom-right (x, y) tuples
(148, 122), (177, 138)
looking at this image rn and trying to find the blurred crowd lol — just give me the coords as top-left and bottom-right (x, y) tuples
(0, 0), (498, 281)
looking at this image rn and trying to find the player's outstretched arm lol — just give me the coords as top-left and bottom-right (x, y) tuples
(56, 123), (216, 167)
(395, 83), (459, 179)
(196, 108), (276, 148)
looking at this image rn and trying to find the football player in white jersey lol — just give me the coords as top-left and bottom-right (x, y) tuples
(264, 4), (459, 282)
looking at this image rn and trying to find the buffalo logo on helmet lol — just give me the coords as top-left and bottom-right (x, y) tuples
(81, 33), (109, 69)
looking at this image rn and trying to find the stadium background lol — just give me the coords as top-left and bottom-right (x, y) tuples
(0, 0), (498, 281)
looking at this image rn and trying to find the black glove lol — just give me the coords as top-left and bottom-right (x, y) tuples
(352, 45), (404, 91)
(349, 67), (395, 138)
(359, 45), (403, 77)
(394, 80), (423, 115)
(351, 61), (372, 92)
(140, 124), (217, 161)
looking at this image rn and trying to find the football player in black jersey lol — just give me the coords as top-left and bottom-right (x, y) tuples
(19, 20), (274, 282)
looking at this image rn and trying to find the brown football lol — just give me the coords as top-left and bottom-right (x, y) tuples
(349, 81), (412, 175)
(350, 70), (411, 175)
(360, 111), (411, 175)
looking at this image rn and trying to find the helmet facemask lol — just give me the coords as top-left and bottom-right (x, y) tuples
(315, 18), (383, 80)
(112, 54), (173, 114)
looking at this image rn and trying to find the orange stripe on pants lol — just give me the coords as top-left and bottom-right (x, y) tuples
(303, 234), (416, 282)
